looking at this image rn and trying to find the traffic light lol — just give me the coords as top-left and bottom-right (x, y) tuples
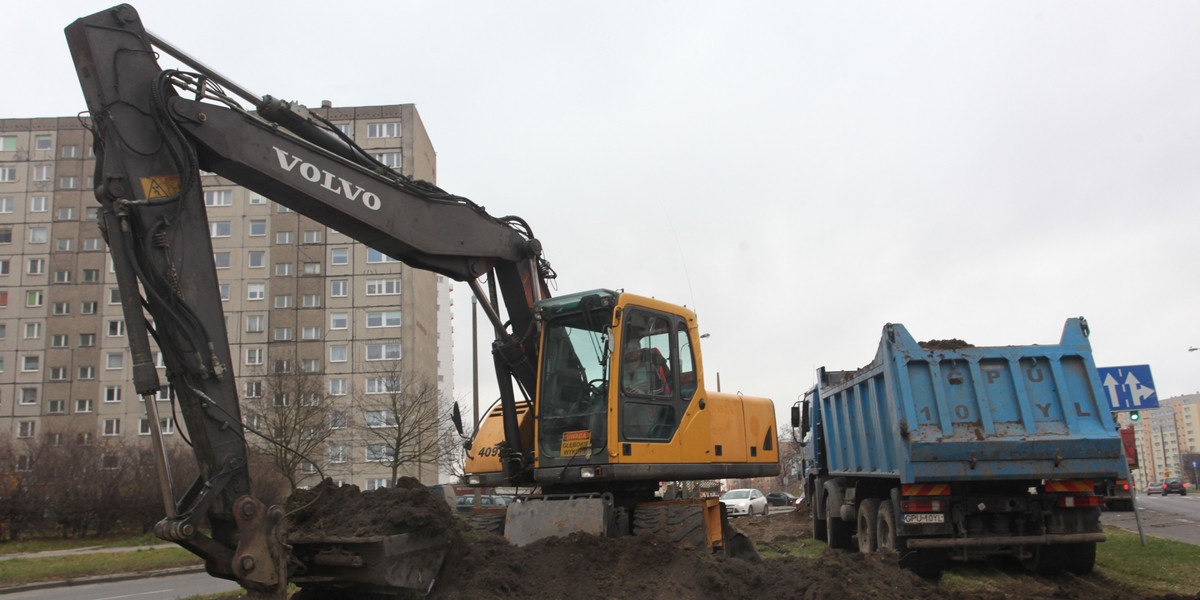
(1129, 411), (1141, 422)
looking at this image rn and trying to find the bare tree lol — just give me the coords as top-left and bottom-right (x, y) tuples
(439, 414), (473, 481)
(241, 353), (335, 490)
(352, 364), (447, 487)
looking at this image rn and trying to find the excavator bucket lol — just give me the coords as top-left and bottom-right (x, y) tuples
(503, 494), (614, 546)
(288, 534), (449, 596)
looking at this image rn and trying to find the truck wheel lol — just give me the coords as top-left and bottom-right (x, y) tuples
(467, 512), (506, 535)
(1020, 544), (1067, 576)
(856, 499), (879, 554)
(876, 499), (898, 552)
(812, 488), (828, 542)
(826, 495), (852, 550)
(1064, 542), (1097, 575)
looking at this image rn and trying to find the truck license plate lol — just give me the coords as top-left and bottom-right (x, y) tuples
(902, 513), (945, 524)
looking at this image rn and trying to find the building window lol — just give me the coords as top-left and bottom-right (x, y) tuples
(30, 195), (48, 212)
(303, 262), (321, 275)
(29, 227), (48, 244)
(249, 193), (267, 205)
(209, 221), (232, 237)
(103, 418), (121, 436)
(366, 343), (401, 361)
(219, 284), (231, 301)
(366, 311), (401, 328)
(302, 326), (321, 340)
(302, 294), (321, 308)
(48, 399), (66, 414)
(329, 345), (348, 363)
(302, 359), (321, 373)
(53, 270), (71, 283)
(0, 227), (11, 243)
(214, 252), (231, 269)
(274, 327), (293, 341)
(330, 280), (348, 297)
(106, 352), (124, 370)
(105, 385), (122, 402)
(367, 122), (401, 138)
(366, 478), (389, 491)
(83, 238), (102, 251)
(56, 238), (73, 251)
(276, 231), (293, 244)
(248, 219), (267, 236)
(80, 301), (97, 314)
(108, 320), (125, 336)
(78, 366), (95, 379)
(59, 176), (78, 189)
(22, 355), (40, 372)
(140, 418), (175, 435)
(273, 393), (290, 407)
(275, 359), (292, 374)
(245, 348), (264, 365)
(275, 262), (292, 276)
(0, 197), (10, 213)
(53, 302), (70, 315)
(244, 380), (263, 398)
(329, 378), (348, 396)
(303, 230), (322, 244)
(18, 421), (36, 439)
(365, 377), (398, 395)
(33, 164), (52, 181)
(367, 248), (399, 263)
(86, 206), (100, 220)
(21, 388), (38, 405)
(34, 135), (53, 150)
(80, 333), (96, 347)
(330, 248), (349, 265)
(366, 279), (402, 296)
(274, 294), (293, 308)
(82, 269), (101, 283)
(62, 145), (79, 158)
(247, 283), (266, 300)
(246, 315), (265, 333)
(366, 444), (394, 463)
(248, 251), (266, 268)
(27, 290), (45, 307)
(371, 152), (402, 168)
(204, 190), (233, 207)
(50, 367), (68, 381)
(329, 444), (348, 463)
(330, 313), (348, 330)
(51, 334), (68, 347)
(28, 258), (46, 275)
(24, 322), (42, 339)
(76, 398), (93, 413)
(56, 207), (76, 221)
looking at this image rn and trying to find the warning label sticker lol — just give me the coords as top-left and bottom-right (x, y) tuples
(140, 175), (181, 200)
(560, 430), (591, 457)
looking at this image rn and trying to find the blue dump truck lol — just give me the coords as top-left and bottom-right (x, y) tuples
(793, 318), (1125, 578)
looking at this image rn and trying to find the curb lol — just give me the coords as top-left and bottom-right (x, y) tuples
(0, 565), (208, 596)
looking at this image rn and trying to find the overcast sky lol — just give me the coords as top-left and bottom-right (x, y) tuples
(8, 1), (1200, 428)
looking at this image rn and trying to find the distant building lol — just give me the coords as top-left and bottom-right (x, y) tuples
(1126, 393), (1200, 488)
(0, 103), (453, 489)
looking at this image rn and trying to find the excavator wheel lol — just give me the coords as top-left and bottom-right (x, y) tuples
(632, 503), (707, 548)
(467, 510), (506, 536)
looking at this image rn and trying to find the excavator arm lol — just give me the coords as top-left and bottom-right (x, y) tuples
(65, 4), (549, 595)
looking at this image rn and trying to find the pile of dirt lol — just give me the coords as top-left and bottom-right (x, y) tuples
(919, 338), (975, 350)
(286, 478), (459, 539)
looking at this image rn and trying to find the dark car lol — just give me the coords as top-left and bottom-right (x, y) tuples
(766, 492), (800, 507)
(1162, 477), (1188, 496)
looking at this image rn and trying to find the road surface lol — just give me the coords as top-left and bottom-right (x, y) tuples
(1102, 493), (1200, 545)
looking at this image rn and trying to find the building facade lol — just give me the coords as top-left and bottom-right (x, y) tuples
(1126, 393), (1200, 489)
(0, 103), (453, 490)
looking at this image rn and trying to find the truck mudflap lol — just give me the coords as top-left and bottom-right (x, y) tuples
(288, 533), (449, 596)
(504, 493), (614, 546)
(905, 532), (1105, 549)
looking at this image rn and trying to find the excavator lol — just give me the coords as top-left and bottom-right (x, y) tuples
(65, 4), (779, 597)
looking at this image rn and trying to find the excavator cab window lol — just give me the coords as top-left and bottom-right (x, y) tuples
(537, 307), (612, 461)
(619, 309), (687, 442)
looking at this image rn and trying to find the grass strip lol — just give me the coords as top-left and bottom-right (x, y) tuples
(0, 547), (200, 587)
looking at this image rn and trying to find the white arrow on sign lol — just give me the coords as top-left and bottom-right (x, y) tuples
(1102, 373), (1122, 408)
(1125, 371), (1156, 406)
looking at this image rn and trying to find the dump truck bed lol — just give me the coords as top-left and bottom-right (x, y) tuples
(814, 319), (1124, 483)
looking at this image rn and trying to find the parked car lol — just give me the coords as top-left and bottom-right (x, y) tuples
(766, 492), (800, 507)
(1146, 481), (1163, 495)
(1162, 477), (1188, 496)
(720, 488), (768, 517)
(455, 494), (515, 515)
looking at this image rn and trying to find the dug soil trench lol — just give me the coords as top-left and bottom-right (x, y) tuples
(252, 484), (1192, 599)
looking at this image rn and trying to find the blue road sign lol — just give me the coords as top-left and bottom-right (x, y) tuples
(1098, 364), (1159, 411)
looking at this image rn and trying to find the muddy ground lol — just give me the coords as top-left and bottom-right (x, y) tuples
(265, 482), (1197, 599)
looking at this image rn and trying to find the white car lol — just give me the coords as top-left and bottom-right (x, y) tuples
(720, 488), (769, 517)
